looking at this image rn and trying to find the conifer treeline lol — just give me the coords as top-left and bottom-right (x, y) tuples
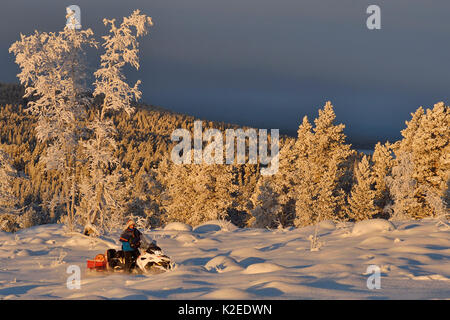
(0, 82), (448, 232)
(0, 82), (267, 230)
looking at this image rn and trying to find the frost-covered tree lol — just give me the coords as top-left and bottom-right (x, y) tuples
(386, 152), (422, 220)
(272, 119), (310, 227)
(79, 10), (153, 235)
(424, 186), (449, 221)
(372, 142), (394, 213)
(230, 163), (260, 227)
(93, 9), (153, 118)
(397, 107), (425, 152)
(289, 116), (316, 227)
(0, 148), (20, 232)
(410, 103), (449, 214)
(248, 179), (280, 228)
(127, 170), (165, 228)
(10, 9), (153, 234)
(347, 155), (377, 221)
(77, 117), (128, 235)
(9, 12), (97, 231)
(393, 102), (450, 218)
(292, 102), (354, 227)
(157, 155), (236, 226)
(0, 149), (19, 214)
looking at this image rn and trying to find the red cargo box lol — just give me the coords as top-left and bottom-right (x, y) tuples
(87, 260), (106, 268)
(87, 254), (107, 270)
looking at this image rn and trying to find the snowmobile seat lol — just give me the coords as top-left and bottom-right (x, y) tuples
(106, 249), (125, 270)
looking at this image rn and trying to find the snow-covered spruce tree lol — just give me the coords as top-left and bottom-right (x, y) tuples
(396, 107), (425, 151)
(292, 102), (354, 227)
(410, 103), (449, 217)
(79, 10), (153, 235)
(385, 152), (422, 220)
(272, 131), (304, 227)
(248, 178), (280, 228)
(9, 12), (97, 231)
(0, 149), (18, 212)
(371, 142), (394, 215)
(0, 148), (20, 232)
(230, 163), (260, 227)
(424, 186), (449, 222)
(126, 169), (165, 229)
(434, 179), (450, 227)
(393, 102), (450, 218)
(157, 155), (236, 226)
(347, 155), (377, 221)
(287, 116), (316, 227)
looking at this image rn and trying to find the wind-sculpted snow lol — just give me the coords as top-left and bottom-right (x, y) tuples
(205, 256), (243, 273)
(0, 219), (449, 299)
(194, 220), (238, 233)
(351, 219), (396, 236)
(242, 263), (285, 274)
(163, 222), (193, 232)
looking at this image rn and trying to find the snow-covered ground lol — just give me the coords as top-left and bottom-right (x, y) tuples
(0, 219), (449, 300)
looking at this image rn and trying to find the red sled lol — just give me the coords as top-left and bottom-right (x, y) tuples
(87, 254), (107, 271)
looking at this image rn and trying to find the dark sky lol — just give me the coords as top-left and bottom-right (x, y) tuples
(1, 0), (449, 146)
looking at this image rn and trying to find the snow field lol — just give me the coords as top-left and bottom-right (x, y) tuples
(0, 219), (449, 299)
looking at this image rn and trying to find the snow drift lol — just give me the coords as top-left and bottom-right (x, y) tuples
(0, 218), (449, 300)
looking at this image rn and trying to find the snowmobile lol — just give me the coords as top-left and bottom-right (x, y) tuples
(87, 242), (173, 274)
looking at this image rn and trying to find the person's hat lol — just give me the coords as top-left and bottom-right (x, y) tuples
(126, 219), (135, 228)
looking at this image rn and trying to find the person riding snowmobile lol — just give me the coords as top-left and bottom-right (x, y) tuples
(119, 219), (142, 273)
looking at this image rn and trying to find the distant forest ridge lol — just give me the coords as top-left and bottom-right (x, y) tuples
(0, 81), (448, 232)
(0, 82), (376, 150)
(0, 81), (289, 228)
(0, 82), (274, 132)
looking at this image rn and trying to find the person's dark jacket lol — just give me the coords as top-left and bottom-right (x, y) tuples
(119, 227), (142, 252)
